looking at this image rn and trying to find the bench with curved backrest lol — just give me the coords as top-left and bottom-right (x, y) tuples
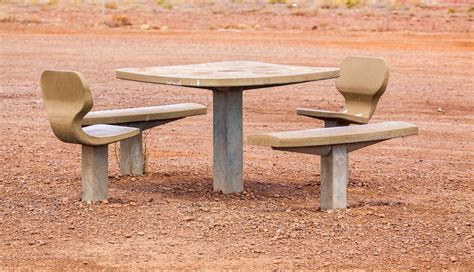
(41, 70), (207, 202)
(248, 121), (418, 210)
(297, 56), (389, 127)
(41, 70), (141, 202)
(49, 70), (206, 177)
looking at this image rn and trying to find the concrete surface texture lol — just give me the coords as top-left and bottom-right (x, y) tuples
(297, 56), (389, 125)
(118, 61), (340, 193)
(247, 121), (418, 147)
(248, 121), (418, 210)
(116, 61), (340, 88)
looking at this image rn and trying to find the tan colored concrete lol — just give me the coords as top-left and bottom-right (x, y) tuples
(82, 145), (108, 202)
(117, 61), (339, 193)
(212, 90), (243, 194)
(297, 109), (369, 125)
(120, 133), (144, 176)
(248, 121), (417, 148)
(297, 56), (389, 124)
(116, 61), (339, 88)
(248, 121), (418, 210)
(40, 70), (140, 146)
(41, 70), (142, 202)
(82, 103), (206, 126)
(320, 145), (348, 210)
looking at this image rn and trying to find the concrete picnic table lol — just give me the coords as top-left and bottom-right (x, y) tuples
(116, 61), (340, 194)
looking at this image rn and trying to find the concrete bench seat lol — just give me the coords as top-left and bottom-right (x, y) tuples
(41, 69), (206, 203)
(296, 108), (368, 125)
(81, 103), (207, 176)
(82, 124), (139, 143)
(248, 121), (418, 210)
(41, 70), (143, 202)
(82, 103), (206, 127)
(297, 56), (389, 127)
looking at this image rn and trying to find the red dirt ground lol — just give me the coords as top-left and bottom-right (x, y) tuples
(0, 2), (473, 270)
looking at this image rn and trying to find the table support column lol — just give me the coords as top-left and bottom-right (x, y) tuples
(213, 90), (243, 193)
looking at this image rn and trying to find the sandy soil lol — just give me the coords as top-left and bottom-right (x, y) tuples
(0, 3), (473, 270)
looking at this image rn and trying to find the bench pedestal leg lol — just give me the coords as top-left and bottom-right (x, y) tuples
(212, 90), (244, 194)
(120, 132), (144, 176)
(81, 144), (108, 203)
(320, 145), (348, 210)
(324, 120), (350, 128)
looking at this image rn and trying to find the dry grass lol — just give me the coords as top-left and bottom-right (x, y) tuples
(268, 0), (288, 4)
(0, 13), (16, 23)
(0, 13), (42, 24)
(154, 0), (173, 10)
(21, 15), (42, 24)
(105, 2), (118, 9)
(103, 14), (131, 28)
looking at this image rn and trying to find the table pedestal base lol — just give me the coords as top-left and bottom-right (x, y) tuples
(212, 90), (243, 193)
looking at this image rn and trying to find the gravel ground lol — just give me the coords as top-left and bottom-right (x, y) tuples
(0, 3), (473, 270)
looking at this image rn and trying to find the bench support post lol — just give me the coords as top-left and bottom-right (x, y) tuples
(324, 120), (350, 128)
(212, 90), (244, 194)
(320, 145), (348, 210)
(81, 144), (108, 203)
(120, 132), (144, 176)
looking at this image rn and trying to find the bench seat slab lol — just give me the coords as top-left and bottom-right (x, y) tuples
(248, 121), (418, 210)
(82, 124), (140, 146)
(82, 103), (206, 126)
(248, 121), (418, 148)
(297, 108), (369, 125)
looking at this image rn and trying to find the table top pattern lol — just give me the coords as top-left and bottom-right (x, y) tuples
(116, 61), (339, 88)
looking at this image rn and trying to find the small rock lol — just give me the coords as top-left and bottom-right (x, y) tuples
(450, 256), (458, 262)
(125, 234), (132, 238)
(183, 216), (194, 222)
(28, 241), (35, 245)
(140, 24), (150, 30)
(137, 231), (145, 236)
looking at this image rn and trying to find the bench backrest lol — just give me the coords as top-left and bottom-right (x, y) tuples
(40, 70), (93, 144)
(336, 56), (389, 120)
